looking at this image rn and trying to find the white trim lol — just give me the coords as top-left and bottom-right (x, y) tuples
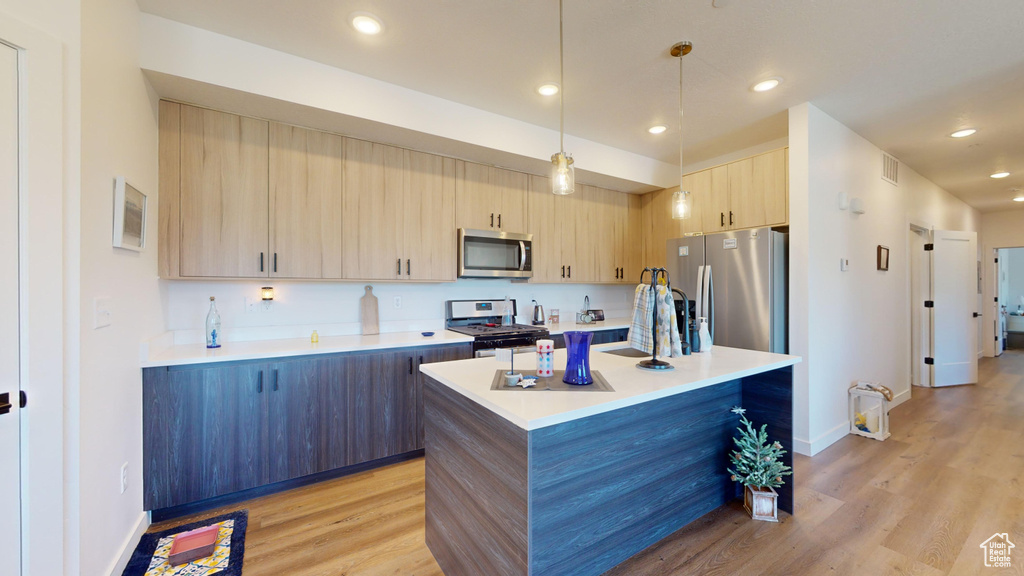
(107, 512), (149, 576)
(793, 420), (850, 456)
(0, 11), (65, 576)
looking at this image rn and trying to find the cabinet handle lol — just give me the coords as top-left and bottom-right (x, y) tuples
(260, 252), (264, 272)
(407, 259), (411, 276)
(419, 355), (424, 365)
(397, 259), (402, 275)
(729, 211), (734, 226)
(562, 265), (565, 278)
(720, 212), (725, 227)
(257, 371), (263, 393)
(273, 253), (278, 273)
(568, 265), (571, 278)
(409, 357), (414, 375)
(273, 369), (279, 391)
(490, 213), (494, 228)
(498, 214), (502, 228)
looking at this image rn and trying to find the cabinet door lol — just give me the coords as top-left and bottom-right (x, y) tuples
(757, 148), (788, 226)
(343, 139), (404, 279)
(404, 151), (456, 280)
(494, 167), (528, 232)
(557, 188), (579, 282)
(728, 157), (765, 230)
(622, 194), (643, 283)
(456, 161), (498, 230)
(595, 187), (623, 283)
(347, 351), (418, 463)
(527, 174), (562, 283)
(269, 123), (344, 278)
(266, 359), (322, 483)
(568, 185), (599, 283)
(318, 356), (349, 471)
(179, 105), (269, 277)
(703, 165), (731, 233)
(143, 363), (268, 510)
(642, 187), (679, 271)
(680, 169), (711, 236)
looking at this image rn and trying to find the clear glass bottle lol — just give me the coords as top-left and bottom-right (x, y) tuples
(206, 296), (222, 349)
(502, 296), (514, 326)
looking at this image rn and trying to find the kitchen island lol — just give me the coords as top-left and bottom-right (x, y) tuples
(420, 344), (800, 576)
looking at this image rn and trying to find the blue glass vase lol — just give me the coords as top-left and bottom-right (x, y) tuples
(563, 331), (594, 385)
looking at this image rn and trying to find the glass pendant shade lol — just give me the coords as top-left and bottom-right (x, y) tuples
(551, 152), (575, 195)
(671, 189), (692, 220)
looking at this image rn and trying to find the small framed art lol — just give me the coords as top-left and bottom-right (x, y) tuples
(877, 245), (889, 271)
(113, 176), (146, 251)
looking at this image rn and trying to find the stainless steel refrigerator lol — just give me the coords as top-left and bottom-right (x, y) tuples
(666, 228), (788, 353)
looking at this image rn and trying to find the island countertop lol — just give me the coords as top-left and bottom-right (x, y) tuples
(419, 343), (801, 431)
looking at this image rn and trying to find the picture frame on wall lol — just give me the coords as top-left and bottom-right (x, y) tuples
(877, 245), (890, 271)
(113, 176), (146, 251)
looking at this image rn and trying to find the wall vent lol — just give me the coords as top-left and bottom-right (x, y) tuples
(882, 153), (899, 185)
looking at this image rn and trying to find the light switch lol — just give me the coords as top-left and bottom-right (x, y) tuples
(840, 258), (850, 272)
(94, 297), (112, 329)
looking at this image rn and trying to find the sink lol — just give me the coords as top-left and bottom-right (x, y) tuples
(600, 346), (651, 358)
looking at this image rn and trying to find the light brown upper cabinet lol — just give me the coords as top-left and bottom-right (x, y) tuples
(702, 165), (732, 233)
(165, 102), (270, 278)
(456, 162), (528, 232)
(269, 123), (344, 279)
(342, 140), (456, 281)
(756, 148), (788, 226)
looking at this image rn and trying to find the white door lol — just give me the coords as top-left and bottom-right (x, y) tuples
(910, 226), (931, 387)
(994, 250), (1003, 356)
(930, 230), (978, 386)
(0, 40), (21, 575)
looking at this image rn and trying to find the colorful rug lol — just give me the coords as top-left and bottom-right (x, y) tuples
(121, 511), (248, 576)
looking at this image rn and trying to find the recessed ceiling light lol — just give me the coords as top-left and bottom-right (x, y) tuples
(1013, 189), (1024, 202)
(950, 128), (977, 138)
(1014, 196), (1024, 202)
(751, 77), (781, 92)
(537, 84), (559, 96)
(350, 12), (383, 35)
(991, 172), (1011, 179)
(648, 125), (667, 134)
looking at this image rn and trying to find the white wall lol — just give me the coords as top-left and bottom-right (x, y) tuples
(162, 280), (635, 344)
(981, 209), (1024, 356)
(788, 102), (980, 456)
(79, 0), (163, 573)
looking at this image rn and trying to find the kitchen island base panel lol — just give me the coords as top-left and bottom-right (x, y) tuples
(424, 381), (529, 576)
(424, 364), (794, 576)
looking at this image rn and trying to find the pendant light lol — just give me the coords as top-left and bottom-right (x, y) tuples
(551, 0), (574, 195)
(671, 41), (693, 220)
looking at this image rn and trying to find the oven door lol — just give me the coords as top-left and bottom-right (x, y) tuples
(474, 345), (537, 358)
(459, 228), (532, 278)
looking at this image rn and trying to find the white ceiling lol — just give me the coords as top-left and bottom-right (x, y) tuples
(136, 0), (1024, 212)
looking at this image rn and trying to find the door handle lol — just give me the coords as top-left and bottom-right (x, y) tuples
(562, 265), (565, 278)
(257, 371), (263, 393)
(397, 258), (402, 275)
(260, 252), (264, 272)
(273, 369), (279, 391)
(498, 214), (502, 228)
(973, 312), (981, 318)
(729, 211), (734, 226)
(567, 265), (571, 278)
(409, 357), (414, 375)
(490, 213), (494, 228)
(519, 241), (527, 271)
(273, 253), (278, 273)
(407, 259), (411, 276)
(0, 392), (11, 415)
(720, 213), (725, 227)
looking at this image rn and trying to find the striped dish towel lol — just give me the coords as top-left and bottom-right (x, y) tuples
(654, 285), (684, 357)
(628, 284), (654, 353)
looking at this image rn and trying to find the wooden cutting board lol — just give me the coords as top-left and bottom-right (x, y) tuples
(360, 285), (379, 335)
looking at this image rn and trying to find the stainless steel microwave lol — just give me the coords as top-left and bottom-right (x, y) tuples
(458, 229), (533, 279)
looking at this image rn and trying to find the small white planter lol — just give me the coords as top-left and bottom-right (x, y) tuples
(743, 485), (779, 522)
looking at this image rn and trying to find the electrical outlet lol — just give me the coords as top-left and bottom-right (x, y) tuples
(94, 297), (112, 329)
(260, 299), (273, 312)
(840, 258), (850, 272)
(120, 462), (128, 494)
(393, 296), (402, 309)
(245, 297), (258, 313)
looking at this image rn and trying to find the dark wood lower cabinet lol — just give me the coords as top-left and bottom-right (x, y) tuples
(551, 327), (628, 349)
(143, 342), (472, 512)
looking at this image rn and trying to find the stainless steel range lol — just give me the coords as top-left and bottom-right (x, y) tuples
(445, 299), (550, 357)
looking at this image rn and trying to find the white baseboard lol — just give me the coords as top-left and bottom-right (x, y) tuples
(891, 388), (911, 409)
(793, 420), (850, 457)
(107, 511), (150, 576)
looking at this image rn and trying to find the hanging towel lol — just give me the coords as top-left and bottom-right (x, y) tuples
(628, 284), (653, 352)
(654, 285), (684, 357)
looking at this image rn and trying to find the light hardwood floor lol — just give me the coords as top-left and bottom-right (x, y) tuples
(151, 351), (1024, 575)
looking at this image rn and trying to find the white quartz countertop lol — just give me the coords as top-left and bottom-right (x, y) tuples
(420, 344), (801, 430)
(544, 317), (631, 335)
(142, 330), (474, 368)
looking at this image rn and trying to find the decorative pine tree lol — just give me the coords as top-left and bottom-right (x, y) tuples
(727, 409), (792, 489)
